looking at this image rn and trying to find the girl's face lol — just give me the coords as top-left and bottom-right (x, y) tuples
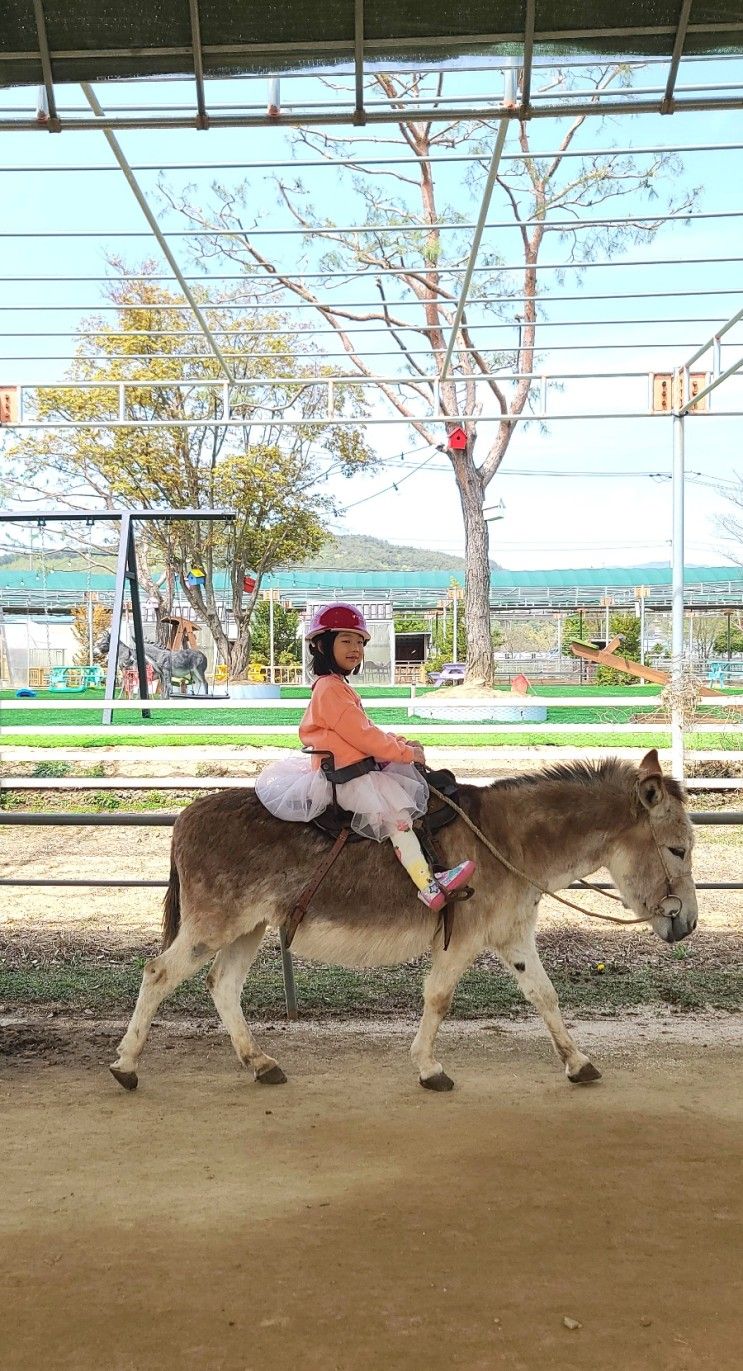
(333, 631), (365, 673)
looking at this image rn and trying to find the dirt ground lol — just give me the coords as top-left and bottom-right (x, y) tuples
(2, 1016), (742, 1371)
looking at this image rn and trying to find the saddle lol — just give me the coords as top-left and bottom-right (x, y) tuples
(283, 753), (470, 950)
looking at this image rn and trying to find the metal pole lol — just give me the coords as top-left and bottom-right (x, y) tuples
(86, 593), (94, 666)
(0, 605), (14, 686)
(103, 516), (130, 725)
(269, 590), (275, 684)
(80, 83), (235, 385)
(640, 595), (646, 665)
(126, 521), (151, 709)
(671, 410), (686, 781)
(452, 590), (459, 661)
(103, 514), (151, 726)
(440, 116), (509, 381)
(579, 611), (584, 683)
(279, 929), (298, 1020)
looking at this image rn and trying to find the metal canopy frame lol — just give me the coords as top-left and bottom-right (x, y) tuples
(2, 8), (743, 132)
(2, 22), (743, 789)
(0, 508), (235, 722)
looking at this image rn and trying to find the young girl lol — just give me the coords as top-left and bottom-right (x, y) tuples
(255, 602), (475, 913)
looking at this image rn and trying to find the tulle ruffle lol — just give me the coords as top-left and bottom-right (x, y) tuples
(255, 755), (428, 842)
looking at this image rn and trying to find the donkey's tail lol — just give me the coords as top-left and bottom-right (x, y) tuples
(162, 858), (181, 949)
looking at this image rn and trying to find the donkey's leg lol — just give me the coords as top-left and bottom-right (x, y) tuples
(410, 935), (479, 1092)
(206, 926), (286, 1085)
(498, 934), (601, 1084)
(109, 930), (216, 1090)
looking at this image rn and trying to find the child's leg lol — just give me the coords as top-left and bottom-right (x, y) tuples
(389, 822), (477, 911)
(390, 823), (433, 891)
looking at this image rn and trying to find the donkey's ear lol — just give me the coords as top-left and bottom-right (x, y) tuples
(637, 749), (664, 810)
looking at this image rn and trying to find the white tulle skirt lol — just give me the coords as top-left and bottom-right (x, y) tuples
(255, 754), (429, 841)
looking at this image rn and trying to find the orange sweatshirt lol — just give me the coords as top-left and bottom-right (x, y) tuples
(299, 674), (415, 769)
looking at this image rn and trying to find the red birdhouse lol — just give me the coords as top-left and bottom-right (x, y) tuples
(447, 426), (468, 451)
(243, 574), (257, 594)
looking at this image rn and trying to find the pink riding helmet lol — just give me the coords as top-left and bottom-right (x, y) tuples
(305, 602), (371, 643)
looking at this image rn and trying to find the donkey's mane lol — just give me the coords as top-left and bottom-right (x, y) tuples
(488, 757), (685, 802)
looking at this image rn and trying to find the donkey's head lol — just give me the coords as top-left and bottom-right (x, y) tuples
(607, 750), (697, 944)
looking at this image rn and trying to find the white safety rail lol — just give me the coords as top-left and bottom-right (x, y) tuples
(3, 694), (742, 737)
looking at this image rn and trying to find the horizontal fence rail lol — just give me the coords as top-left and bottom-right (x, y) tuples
(3, 812), (740, 828)
(0, 813), (739, 895)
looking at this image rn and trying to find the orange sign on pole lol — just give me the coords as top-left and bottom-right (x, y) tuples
(0, 387), (19, 425)
(651, 372), (709, 413)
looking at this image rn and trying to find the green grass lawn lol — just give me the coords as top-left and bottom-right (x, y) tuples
(2, 684), (740, 750)
(1, 945), (738, 1017)
(3, 730), (742, 751)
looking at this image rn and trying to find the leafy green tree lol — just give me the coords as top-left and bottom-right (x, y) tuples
(712, 623), (743, 655)
(394, 612), (427, 632)
(4, 269), (376, 675)
(250, 599), (301, 665)
(427, 600), (503, 675)
(169, 68), (696, 684)
(71, 602), (111, 666)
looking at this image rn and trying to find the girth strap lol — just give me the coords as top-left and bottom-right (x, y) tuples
(284, 828), (351, 949)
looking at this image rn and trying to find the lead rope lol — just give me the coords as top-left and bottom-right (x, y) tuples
(427, 783), (658, 928)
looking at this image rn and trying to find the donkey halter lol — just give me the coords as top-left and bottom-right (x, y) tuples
(427, 783), (683, 929)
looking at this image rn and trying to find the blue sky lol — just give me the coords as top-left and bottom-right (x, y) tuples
(1, 60), (742, 569)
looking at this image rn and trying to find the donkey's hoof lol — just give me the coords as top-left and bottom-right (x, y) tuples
(109, 1065), (138, 1091)
(420, 1070), (454, 1092)
(256, 1064), (287, 1085)
(568, 1061), (602, 1084)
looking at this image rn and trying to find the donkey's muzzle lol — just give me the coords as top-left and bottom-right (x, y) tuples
(655, 895), (696, 943)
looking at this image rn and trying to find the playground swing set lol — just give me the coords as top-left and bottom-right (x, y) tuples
(2, 508), (238, 710)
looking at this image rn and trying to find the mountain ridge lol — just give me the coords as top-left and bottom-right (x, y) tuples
(297, 533), (498, 572)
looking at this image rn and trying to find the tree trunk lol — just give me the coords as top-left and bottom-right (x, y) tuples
(456, 457), (493, 687)
(229, 629), (252, 679)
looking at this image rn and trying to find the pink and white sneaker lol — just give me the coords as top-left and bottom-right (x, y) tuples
(417, 860), (476, 912)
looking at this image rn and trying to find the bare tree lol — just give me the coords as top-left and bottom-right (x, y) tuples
(166, 67), (697, 684)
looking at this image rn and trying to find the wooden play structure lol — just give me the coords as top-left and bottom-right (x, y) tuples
(570, 637), (725, 697)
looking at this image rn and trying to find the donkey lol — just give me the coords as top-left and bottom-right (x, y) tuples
(109, 750), (697, 1095)
(95, 629), (134, 672)
(96, 630), (208, 696)
(138, 638), (208, 697)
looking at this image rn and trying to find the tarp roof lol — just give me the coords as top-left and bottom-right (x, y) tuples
(3, 2), (743, 92)
(3, 564), (741, 595)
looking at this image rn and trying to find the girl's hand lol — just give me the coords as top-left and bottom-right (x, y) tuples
(410, 743), (426, 766)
